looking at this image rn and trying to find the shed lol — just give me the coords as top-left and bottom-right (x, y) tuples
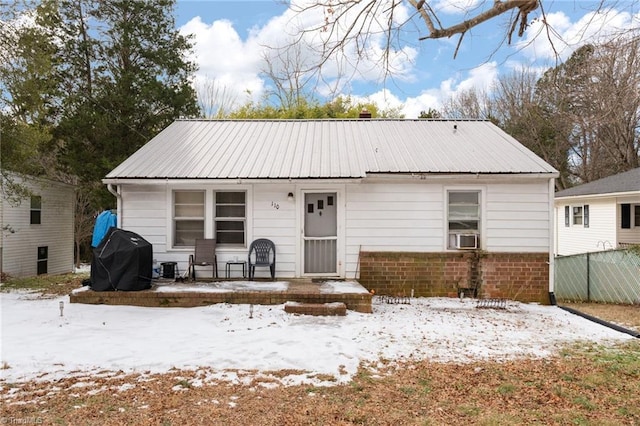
(103, 119), (558, 303)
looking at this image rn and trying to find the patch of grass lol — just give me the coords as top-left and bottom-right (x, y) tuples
(1, 272), (87, 296)
(573, 395), (596, 411)
(399, 385), (417, 396)
(496, 383), (516, 396)
(457, 404), (481, 417)
(418, 378), (432, 394)
(175, 379), (192, 389)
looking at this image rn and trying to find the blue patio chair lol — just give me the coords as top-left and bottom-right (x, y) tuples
(248, 238), (276, 280)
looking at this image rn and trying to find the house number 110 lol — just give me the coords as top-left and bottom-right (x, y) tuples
(271, 201), (280, 210)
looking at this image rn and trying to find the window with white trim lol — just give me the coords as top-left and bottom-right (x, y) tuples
(173, 190), (205, 247)
(447, 190), (480, 249)
(570, 204), (589, 228)
(215, 191), (246, 245)
(635, 205), (640, 227)
(572, 206), (583, 225)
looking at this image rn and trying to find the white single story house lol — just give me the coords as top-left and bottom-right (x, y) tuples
(103, 119), (558, 303)
(555, 167), (640, 256)
(1, 173), (75, 277)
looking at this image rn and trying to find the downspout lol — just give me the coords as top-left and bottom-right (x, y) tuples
(107, 184), (122, 228)
(548, 177), (556, 305)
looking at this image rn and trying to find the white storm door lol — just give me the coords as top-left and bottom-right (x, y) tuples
(303, 192), (337, 274)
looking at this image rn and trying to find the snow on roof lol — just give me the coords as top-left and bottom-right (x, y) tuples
(105, 120), (558, 180)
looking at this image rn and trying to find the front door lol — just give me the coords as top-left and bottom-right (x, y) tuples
(303, 192), (337, 274)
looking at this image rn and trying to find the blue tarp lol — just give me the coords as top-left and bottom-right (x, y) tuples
(92, 210), (117, 247)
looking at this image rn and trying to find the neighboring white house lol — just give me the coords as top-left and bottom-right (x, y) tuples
(555, 167), (640, 256)
(1, 174), (75, 278)
(103, 119), (558, 303)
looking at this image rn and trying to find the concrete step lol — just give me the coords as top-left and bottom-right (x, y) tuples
(284, 301), (347, 316)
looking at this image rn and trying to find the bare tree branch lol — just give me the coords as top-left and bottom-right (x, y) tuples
(415, 0), (538, 41)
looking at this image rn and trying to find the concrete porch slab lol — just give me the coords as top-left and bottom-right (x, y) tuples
(69, 279), (373, 313)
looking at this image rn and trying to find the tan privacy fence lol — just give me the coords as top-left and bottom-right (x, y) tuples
(555, 249), (640, 304)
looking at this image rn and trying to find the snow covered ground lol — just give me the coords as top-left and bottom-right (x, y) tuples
(0, 290), (633, 386)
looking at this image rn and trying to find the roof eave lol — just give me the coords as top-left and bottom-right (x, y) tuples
(555, 190), (640, 201)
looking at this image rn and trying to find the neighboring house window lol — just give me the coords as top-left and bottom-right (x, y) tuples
(572, 206), (583, 226)
(37, 246), (48, 275)
(30, 195), (41, 225)
(447, 190), (480, 249)
(621, 204), (631, 229)
(584, 205), (589, 228)
(215, 191), (246, 245)
(564, 206), (570, 227)
(635, 206), (640, 227)
(173, 190), (205, 247)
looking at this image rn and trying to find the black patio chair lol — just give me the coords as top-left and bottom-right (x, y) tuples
(248, 238), (276, 280)
(188, 239), (218, 280)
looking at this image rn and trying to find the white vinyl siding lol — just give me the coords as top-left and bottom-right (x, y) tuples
(116, 176), (553, 279)
(1, 177), (74, 277)
(252, 185), (297, 278)
(119, 185), (166, 249)
(344, 179), (551, 278)
(484, 184), (551, 252)
(616, 202), (640, 246)
(555, 199), (616, 255)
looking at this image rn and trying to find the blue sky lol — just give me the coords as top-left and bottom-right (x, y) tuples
(174, 1), (639, 118)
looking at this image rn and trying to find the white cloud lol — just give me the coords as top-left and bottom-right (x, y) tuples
(179, 0), (421, 112)
(180, 1), (638, 119)
(395, 62), (498, 118)
(433, 0), (484, 16)
(181, 16), (267, 107)
(518, 8), (640, 62)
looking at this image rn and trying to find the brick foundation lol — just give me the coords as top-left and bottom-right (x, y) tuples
(359, 251), (550, 304)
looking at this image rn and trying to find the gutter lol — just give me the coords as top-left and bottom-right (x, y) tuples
(558, 305), (640, 338)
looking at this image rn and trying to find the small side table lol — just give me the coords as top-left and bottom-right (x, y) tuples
(225, 261), (247, 279)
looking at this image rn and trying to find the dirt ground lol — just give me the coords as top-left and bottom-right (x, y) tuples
(561, 302), (640, 332)
(2, 342), (639, 425)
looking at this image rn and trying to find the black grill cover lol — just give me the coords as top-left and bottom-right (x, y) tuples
(90, 228), (153, 291)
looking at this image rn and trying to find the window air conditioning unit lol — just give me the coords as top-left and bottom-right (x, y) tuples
(455, 233), (478, 249)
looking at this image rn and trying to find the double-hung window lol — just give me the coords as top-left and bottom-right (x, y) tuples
(447, 190), (480, 249)
(173, 190), (205, 247)
(572, 206), (583, 225)
(30, 195), (41, 225)
(567, 204), (589, 228)
(215, 192), (246, 245)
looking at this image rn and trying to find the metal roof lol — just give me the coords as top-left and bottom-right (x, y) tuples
(555, 167), (640, 198)
(105, 119), (558, 180)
